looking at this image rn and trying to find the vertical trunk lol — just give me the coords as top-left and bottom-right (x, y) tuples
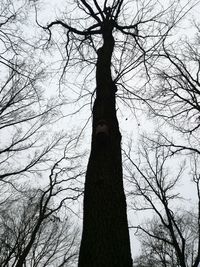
(78, 26), (132, 267)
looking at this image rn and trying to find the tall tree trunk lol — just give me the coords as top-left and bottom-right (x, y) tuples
(78, 25), (132, 267)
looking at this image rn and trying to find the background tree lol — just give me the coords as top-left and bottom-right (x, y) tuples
(0, 1), (83, 266)
(140, 23), (200, 136)
(0, 0), (67, 184)
(124, 135), (200, 267)
(121, 6), (200, 267)
(0, 139), (83, 267)
(133, 212), (198, 267)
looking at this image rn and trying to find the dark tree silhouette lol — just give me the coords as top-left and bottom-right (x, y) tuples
(0, 0), (68, 185)
(123, 15), (200, 267)
(133, 213), (198, 267)
(37, 0), (192, 266)
(0, 3), (83, 266)
(124, 135), (200, 267)
(0, 139), (83, 267)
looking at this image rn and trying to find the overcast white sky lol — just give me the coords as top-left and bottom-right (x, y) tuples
(12, 0), (200, 259)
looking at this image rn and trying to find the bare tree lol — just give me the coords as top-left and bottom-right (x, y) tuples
(135, 18), (200, 155)
(0, 0), (71, 187)
(133, 212), (199, 267)
(0, 193), (80, 267)
(33, 1), (194, 266)
(124, 135), (200, 267)
(0, 140), (84, 267)
(0, 2), (84, 266)
(118, 13), (200, 266)
(0, 0), (198, 266)
(143, 24), (200, 134)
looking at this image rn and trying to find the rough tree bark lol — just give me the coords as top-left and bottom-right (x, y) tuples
(78, 16), (132, 267)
